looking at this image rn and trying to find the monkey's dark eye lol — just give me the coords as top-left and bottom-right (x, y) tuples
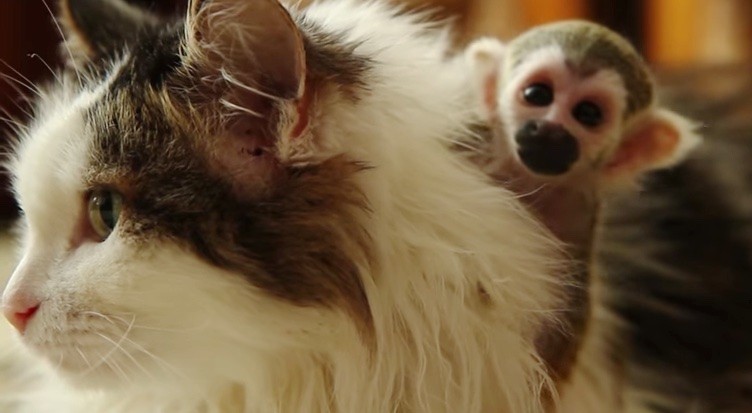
(572, 101), (603, 127)
(522, 83), (554, 106)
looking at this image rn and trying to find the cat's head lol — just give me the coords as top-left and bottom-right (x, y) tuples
(2, 0), (375, 390)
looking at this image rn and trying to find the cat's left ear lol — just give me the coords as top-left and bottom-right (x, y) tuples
(59, 0), (159, 65)
(181, 0), (309, 198)
(185, 0), (306, 102)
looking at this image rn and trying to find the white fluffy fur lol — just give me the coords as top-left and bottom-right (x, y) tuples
(1, 1), (569, 413)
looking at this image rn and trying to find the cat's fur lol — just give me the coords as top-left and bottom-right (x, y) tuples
(0, 0), (568, 412)
(600, 69), (752, 413)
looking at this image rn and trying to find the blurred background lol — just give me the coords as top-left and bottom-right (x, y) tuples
(0, 0), (750, 219)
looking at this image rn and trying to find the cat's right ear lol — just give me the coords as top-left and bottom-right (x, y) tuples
(59, 0), (159, 65)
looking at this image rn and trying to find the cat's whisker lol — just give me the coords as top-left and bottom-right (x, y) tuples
(0, 82), (36, 122)
(78, 315), (136, 378)
(0, 115), (29, 130)
(41, 0), (83, 85)
(0, 103), (29, 129)
(78, 349), (107, 379)
(130, 321), (210, 334)
(28, 53), (62, 86)
(0, 116), (29, 137)
(105, 311), (210, 334)
(74, 345), (93, 368)
(0, 59), (42, 97)
(82, 310), (119, 326)
(120, 336), (187, 382)
(0, 78), (36, 116)
(102, 353), (133, 385)
(95, 332), (155, 382)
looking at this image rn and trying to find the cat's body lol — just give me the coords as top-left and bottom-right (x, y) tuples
(600, 71), (752, 412)
(1, 1), (569, 412)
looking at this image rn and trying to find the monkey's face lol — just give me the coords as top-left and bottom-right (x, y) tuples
(500, 47), (628, 177)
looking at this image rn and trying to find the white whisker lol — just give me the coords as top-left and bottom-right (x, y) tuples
(0, 59), (41, 97)
(85, 311), (208, 333)
(41, 0), (83, 84)
(78, 315), (136, 378)
(74, 345), (93, 368)
(96, 332), (154, 382)
(121, 336), (186, 381)
(28, 53), (62, 86)
(102, 354), (132, 385)
(0, 74), (39, 102)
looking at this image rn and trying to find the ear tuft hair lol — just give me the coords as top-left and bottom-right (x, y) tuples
(174, 0), (309, 200)
(184, 0), (306, 101)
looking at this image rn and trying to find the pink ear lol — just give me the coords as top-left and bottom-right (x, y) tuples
(182, 0), (308, 199)
(603, 109), (701, 182)
(465, 38), (506, 121)
(186, 0), (306, 101)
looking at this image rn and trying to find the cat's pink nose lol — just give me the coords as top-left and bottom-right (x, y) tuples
(2, 298), (41, 334)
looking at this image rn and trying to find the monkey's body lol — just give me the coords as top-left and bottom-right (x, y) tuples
(479, 133), (600, 386)
(464, 20), (701, 404)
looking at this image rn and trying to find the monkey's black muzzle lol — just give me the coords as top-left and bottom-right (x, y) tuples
(515, 120), (579, 176)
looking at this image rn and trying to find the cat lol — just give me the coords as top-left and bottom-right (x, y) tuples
(0, 0), (569, 412)
(599, 69), (752, 413)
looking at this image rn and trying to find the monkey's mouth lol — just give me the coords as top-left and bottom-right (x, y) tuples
(514, 120), (580, 176)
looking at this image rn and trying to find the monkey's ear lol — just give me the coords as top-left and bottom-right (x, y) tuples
(59, 0), (159, 65)
(603, 109), (701, 182)
(465, 38), (506, 121)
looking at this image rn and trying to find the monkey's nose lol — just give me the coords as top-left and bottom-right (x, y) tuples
(515, 120), (580, 175)
(2, 294), (41, 334)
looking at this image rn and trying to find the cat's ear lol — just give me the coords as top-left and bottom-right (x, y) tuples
(59, 0), (159, 64)
(180, 0), (309, 199)
(184, 0), (306, 101)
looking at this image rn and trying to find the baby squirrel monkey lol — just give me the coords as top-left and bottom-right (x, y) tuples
(465, 20), (701, 251)
(464, 21), (701, 382)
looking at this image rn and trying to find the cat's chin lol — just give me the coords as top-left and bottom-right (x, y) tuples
(19, 315), (173, 390)
(24, 339), (147, 390)
(32, 344), (173, 392)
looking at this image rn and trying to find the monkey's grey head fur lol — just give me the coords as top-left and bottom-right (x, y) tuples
(507, 20), (654, 117)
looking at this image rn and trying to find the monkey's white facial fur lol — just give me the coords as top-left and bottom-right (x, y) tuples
(500, 46), (629, 177)
(467, 36), (700, 185)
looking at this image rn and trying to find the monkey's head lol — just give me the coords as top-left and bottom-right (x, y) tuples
(467, 21), (700, 185)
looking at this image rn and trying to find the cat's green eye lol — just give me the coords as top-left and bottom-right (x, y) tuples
(87, 190), (123, 240)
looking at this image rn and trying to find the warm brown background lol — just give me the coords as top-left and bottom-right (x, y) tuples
(0, 0), (750, 218)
